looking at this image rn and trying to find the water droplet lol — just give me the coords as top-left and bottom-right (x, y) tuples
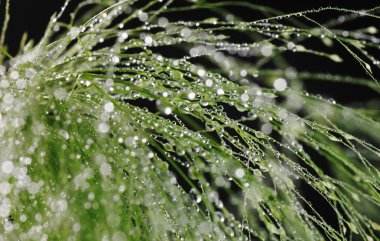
(188, 92), (196, 100)
(144, 36), (153, 45)
(347, 222), (359, 234)
(261, 124), (272, 135)
(0, 182), (11, 195)
(98, 123), (110, 133)
(260, 44), (273, 57)
(240, 93), (249, 102)
(118, 32), (128, 43)
(104, 102), (115, 112)
(0, 200), (11, 218)
(158, 17), (169, 27)
(163, 143), (174, 152)
(100, 162), (112, 177)
(138, 11), (148, 22)
(1, 161), (14, 174)
(254, 131), (265, 139)
(197, 69), (206, 77)
(10, 71), (19, 80)
(15, 79), (26, 89)
(190, 188), (202, 203)
(163, 107), (172, 115)
(205, 79), (213, 87)
(69, 27), (80, 38)
(181, 28), (192, 38)
(216, 88), (224, 95)
(273, 78), (287, 91)
(234, 168), (245, 178)
(111, 56), (120, 64)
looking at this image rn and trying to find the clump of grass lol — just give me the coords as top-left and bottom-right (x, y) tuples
(0, 0), (379, 240)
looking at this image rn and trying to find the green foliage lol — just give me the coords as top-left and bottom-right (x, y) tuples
(0, 1), (379, 240)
